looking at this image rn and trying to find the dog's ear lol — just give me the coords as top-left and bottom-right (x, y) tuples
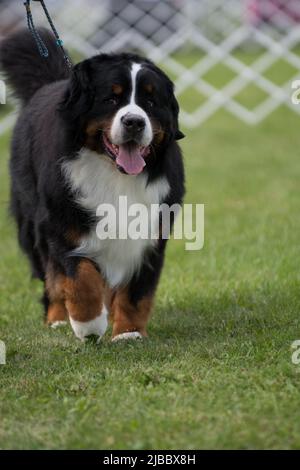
(175, 130), (185, 140)
(58, 60), (94, 121)
(168, 84), (185, 141)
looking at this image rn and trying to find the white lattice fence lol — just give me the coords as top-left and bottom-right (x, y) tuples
(1, 0), (300, 133)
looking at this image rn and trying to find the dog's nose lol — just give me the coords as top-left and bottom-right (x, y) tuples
(121, 113), (145, 133)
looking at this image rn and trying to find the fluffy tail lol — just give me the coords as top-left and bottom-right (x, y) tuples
(0, 27), (70, 104)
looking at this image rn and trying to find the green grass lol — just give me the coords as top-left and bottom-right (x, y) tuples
(1, 71), (300, 449)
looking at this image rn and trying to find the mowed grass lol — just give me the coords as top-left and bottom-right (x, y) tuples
(1, 83), (300, 448)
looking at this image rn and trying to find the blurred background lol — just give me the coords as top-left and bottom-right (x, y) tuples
(1, 0), (300, 133)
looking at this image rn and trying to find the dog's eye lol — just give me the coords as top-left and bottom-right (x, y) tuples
(104, 97), (118, 105)
(147, 99), (154, 108)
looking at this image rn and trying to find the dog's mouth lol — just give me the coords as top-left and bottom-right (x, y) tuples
(103, 133), (150, 175)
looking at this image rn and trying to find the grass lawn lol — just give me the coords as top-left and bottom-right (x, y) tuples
(0, 93), (300, 447)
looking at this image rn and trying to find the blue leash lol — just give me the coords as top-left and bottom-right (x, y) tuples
(24, 0), (72, 69)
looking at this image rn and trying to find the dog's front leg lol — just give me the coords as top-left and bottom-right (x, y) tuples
(111, 288), (153, 341)
(63, 259), (108, 341)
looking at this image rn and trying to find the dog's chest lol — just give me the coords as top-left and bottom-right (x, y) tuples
(63, 149), (170, 287)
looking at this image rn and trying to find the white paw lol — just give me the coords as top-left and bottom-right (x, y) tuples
(112, 331), (143, 342)
(69, 306), (108, 341)
(51, 321), (68, 329)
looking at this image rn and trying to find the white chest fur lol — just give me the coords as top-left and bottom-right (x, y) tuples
(63, 149), (170, 287)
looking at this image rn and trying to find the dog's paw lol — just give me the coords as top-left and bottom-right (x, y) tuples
(69, 307), (108, 342)
(112, 331), (143, 342)
(50, 321), (68, 329)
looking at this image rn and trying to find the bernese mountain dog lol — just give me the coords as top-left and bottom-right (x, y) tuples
(0, 28), (185, 342)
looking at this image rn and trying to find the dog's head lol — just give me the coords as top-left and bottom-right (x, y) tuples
(59, 53), (184, 175)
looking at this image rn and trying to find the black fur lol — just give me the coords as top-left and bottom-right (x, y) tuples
(0, 28), (70, 104)
(0, 28), (185, 312)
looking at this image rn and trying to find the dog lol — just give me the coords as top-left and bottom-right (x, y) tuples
(0, 28), (185, 342)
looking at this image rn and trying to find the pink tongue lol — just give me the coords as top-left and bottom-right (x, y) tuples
(116, 144), (146, 175)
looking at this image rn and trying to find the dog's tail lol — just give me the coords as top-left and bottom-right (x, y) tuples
(0, 27), (70, 104)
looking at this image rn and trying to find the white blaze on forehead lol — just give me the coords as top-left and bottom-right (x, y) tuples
(130, 62), (142, 104)
(110, 62), (153, 146)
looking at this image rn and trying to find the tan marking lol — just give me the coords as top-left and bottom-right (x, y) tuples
(85, 119), (106, 137)
(151, 118), (165, 145)
(64, 260), (105, 322)
(46, 260), (109, 323)
(154, 129), (165, 145)
(46, 303), (68, 325)
(112, 84), (123, 95)
(111, 289), (154, 338)
(65, 228), (82, 246)
(145, 83), (153, 93)
(46, 267), (68, 324)
(85, 119), (112, 152)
